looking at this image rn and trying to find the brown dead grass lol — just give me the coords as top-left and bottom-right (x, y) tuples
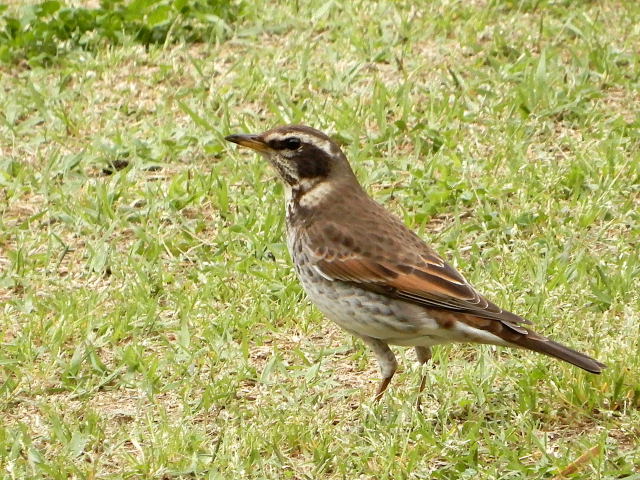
(600, 86), (640, 124)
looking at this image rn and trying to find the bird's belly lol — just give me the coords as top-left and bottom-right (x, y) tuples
(297, 270), (445, 344)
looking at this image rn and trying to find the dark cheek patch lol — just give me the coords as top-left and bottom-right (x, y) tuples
(295, 145), (331, 178)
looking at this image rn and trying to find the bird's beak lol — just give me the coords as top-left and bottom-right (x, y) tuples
(225, 133), (270, 153)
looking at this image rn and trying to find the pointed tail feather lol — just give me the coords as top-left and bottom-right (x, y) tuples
(432, 311), (606, 373)
(514, 334), (606, 374)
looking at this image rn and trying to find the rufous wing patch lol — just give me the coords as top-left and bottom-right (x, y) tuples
(313, 254), (532, 331)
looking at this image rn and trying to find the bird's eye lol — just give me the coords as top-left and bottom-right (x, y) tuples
(283, 137), (301, 150)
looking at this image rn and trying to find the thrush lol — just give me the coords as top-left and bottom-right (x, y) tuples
(225, 124), (606, 401)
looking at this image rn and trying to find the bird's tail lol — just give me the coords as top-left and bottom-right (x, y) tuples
(512, 332), (606, 373)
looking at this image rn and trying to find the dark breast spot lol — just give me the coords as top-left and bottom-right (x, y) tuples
(287, 200), (312, 227)
(323, 224), (341, 243)
(341, 235), (355, 248)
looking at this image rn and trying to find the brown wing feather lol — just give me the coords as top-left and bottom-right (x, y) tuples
(301, 212), (531, 333)
(315, 255), (530, 331)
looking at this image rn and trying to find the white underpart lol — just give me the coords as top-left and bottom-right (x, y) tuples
(378, 306), (509, 347)
(385, 321), (510, 348)
(284, 183), (293, 204)
(299, 267), (511, 348)
(452, 322), (510, 346)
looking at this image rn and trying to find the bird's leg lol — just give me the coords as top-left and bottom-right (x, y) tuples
(414, 346), (432, 409)
(359, 336), (397, 402)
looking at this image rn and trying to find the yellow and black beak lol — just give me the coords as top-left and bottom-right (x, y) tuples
(225, 133), (270, 153)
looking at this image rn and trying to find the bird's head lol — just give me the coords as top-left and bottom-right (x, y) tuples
(225, 125), (357, 193)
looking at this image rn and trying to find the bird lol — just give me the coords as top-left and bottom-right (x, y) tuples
(225, 124), (606, 401)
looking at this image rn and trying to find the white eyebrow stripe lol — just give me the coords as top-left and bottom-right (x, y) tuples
(264, 132), (333, 156)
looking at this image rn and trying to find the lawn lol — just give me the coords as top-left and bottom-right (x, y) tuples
(1, 0), (639, 478)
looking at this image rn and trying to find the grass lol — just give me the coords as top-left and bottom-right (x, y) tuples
(1, 0), (639, 478)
